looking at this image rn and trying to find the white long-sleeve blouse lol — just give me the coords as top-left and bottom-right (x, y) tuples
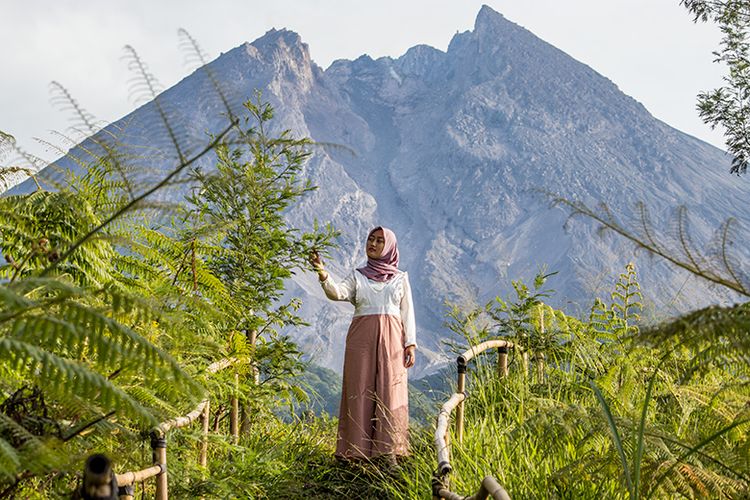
(320, 270), (417, 348)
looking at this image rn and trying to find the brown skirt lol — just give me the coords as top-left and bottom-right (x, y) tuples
(336, 314), (409, 459)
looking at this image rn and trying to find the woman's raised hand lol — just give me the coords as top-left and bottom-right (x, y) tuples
(309, 249), (323, 269)
(309, 250), (328, 281)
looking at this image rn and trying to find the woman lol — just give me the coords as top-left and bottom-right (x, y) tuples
(310, 226), (416, 461)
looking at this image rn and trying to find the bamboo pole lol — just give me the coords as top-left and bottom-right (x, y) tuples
(157, 400), (208, 434)
(455, 357), (467, 445)
(199, 399), (210, 467)
(437, 475), (511, 500)
(240, 329), (259, 437)
(115, 464), (163, 486)
(247, 329), (259, 385)
(230, 372), (239, 443)
(213, 407), (221, 432)
(535, 353), (546, 382)
(151, 433), (168, 500)
(497, 346), (509, 378)
(435, 392), (464, 476)
(240, 405), (249, 436)
(458, 340), (513, 364)
(537, 306), (546, 382)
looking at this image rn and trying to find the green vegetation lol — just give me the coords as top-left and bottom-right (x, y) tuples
(158, 264), (750, 499)
(0, 91), (337, 497)
(421, 268), (749, 499)
(682, 0), (750, 174)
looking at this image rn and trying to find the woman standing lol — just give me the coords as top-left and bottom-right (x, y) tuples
(310, 226), (416, 461)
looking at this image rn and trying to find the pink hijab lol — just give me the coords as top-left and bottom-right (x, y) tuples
(357, 226), (400, 282)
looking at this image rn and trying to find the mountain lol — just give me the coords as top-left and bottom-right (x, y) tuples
(9, 5), (750, 376)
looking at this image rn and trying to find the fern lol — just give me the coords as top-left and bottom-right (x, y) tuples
(0, 37), (243, 488)
(553, 197), (750, 298)
(611, 263), (643, 333)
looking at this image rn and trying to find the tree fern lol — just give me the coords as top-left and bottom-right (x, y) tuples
(0, 54), (243, 492)
(610, 263), (643, 337)
(553, 198), (749, 298)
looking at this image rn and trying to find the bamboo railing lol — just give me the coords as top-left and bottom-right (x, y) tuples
(433, 340), (515, 500)
(78, 358), (237, 500)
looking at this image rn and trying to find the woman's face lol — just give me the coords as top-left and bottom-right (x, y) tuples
(366, 229), (386, 259)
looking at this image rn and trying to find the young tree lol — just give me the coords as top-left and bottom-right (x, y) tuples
(186, 95), (337, 417)
(682, 0), (750, 174)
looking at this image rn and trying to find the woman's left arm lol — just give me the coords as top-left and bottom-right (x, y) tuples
(400, 273), (417, 367)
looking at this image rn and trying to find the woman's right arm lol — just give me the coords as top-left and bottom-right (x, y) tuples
(310, 250), (356, 303)
(320, 272), (356, 302)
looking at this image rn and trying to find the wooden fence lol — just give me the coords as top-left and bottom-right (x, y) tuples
(77, 358), (237, 500)
(433, 339), (515, 500)
(80, 340), (521, 499)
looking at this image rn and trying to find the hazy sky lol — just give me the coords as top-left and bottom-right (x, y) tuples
(0, 0), (727, 162)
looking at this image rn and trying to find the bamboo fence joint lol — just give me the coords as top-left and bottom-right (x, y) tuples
(117, 484), (135, 500)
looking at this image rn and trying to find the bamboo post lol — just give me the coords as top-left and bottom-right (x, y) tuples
(80, 454), (117, 500)
(247, 329), (259, 385)
(455, 356), (467, 445)
(537, 305), (546, 382)
(536, 353), (546, 382)
(240, 405), (249, 436)
(240, 329), (259, 437)
(151, 432), (168, 500)
(212, 407), (221, 433)
(230, 372), (239, 443)
(497, 345), (509, 378)
(199, 399), (210, 467)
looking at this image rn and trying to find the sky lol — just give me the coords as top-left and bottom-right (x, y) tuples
(0, 0), (727, 164)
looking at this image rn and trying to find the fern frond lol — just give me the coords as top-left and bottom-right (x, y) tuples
(641, 302), (750, 376)
(552, 196), (750, 298)
(0, 412), (63, 482)
(177, 28), (239, 122)
(0, 338), (157, 424)
(49, 81), (100, 136)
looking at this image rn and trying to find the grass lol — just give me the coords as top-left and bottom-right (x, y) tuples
(20, 339), (749, 499)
